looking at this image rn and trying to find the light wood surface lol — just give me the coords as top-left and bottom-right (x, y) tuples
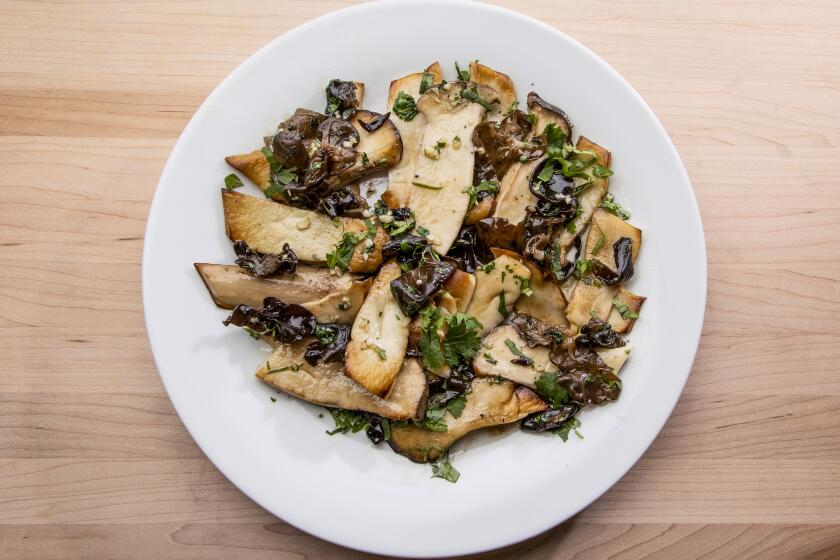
(1, 0), (839, 558)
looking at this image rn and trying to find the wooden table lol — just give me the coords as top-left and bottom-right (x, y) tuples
(2, 0), (839, 558)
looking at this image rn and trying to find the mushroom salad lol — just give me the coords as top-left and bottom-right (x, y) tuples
(197, 61), (645, 482)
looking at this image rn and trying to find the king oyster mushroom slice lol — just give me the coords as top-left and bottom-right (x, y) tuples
(193, 263), (372, 323)
(442, 268), (477, 312)
(464, 254), (531, 335)
(222, 190), (386, 274)
(409, 81), (500, 254)
(474, 324), (634, 388)
(325, 109), (403, 189)
(606, 287), (646, 334)
(388, 378), (547, 463)
(382, 62), (444, 208)
(493, 92), (574, 225)
(583, 208), (643, 273)
(344, 261), (410, 396)
(473, 324), (554, 388)
(256, 343), (427, 421)
(468, 61), (517, 122)
(489, 247), (568, 327)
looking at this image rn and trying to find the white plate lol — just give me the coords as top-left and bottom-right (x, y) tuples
(143, 0), (706, 556)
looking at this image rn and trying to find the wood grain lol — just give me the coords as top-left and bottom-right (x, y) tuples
(1, 0), (839, 558)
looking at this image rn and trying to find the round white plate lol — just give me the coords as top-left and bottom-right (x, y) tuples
(143, 1), (706, 556)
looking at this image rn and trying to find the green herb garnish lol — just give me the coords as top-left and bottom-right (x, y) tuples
(392, 91), (419, 121)
(498, 290), (508, 318)
(504, 338), (533, 366)
(326, 409), (369, 435)
(462, 180), (499, 211)
(411, 181), (443, 190)
(535, 372), (569, 407)
(554, 416), (583, 442)
(601, 193), (631, 220)
(516, 275), (534, 297)
(224, 173), (244, 190)
(454, 61), (470, 80)
(460, 85), (493, 111)
(430, 449), (460, 483)
(419, 69), (434, 94)
(483, 352), (498, 365)
(612, 298), (640, 320)
(479, 261), (496, 273)
(372, 345), (387, 361)
(326, 231), (364, 272)
(442, 313), (483, 366)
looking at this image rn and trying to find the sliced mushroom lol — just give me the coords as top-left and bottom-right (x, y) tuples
(463, 194), (495, 225)
(256, 343), (427, 420)
(388, 378), (546, 462)
(606, 287), (645, 334)
(194, 263), (371, 323)
(493, 92), (574, 224)
(468, 61), (517, 121)
(564, 280), (618, 329)
(584, 208), (642, 274)
(344, 261), (410, 395)
(473, 324), (554, 388)
(515, 259), (569, 327)
(442, 269), (477, 311)
(410, 81), (499, 254)
(222, 190), (386, 274)
(326, 109), (403, 188)
(597, 344), (633, 375)
(225, 149), (270, 187)
(464, 254), (530, 334)
(553, 136), (611, 254)
(382, 62), (444, 208)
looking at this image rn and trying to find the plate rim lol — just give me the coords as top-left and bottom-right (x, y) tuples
(142, 0), (707, 556)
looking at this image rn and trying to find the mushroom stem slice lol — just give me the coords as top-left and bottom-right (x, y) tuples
(473, 325), (553, 389)
(553, 136), (611, 254)
(194, 263), (371, 323)
(468, 61), (517, 121)
(327, 109), (403, 188)
(383, 62), (444, 208)
(606, 288), (646, 334)
(388, 378), (546, 463)
(225, 149), (270, 187)
(464, 254), (531, 335)
(584, 208), (643, 273)
(256, 344), (427, 421)
(410, 81), (499, 254)
(344, 261), (411, 396)
(222, 190), (386, 274)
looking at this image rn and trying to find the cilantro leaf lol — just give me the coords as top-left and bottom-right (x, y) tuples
(430, 449), (460, 483)
(443, 313), (483, 366)
(392, 91), (419, 121)
(601, 193), (631, 220)
(612, 298), (640, 320)
(460, 86), (493, 111)
(419, 69), (434, 94)
(553, 416), (583, 442)
(326, 231), (363, 272)
(535, 372), (569, 407)
(418, 306), (445, 371)
(326, 408), (369, 435)
(454, 61), (470, 80)
(462, 180), (499, 210)
(224, 173), (244, 190)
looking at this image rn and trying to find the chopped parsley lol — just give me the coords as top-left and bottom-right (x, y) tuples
(483, 352), (498, 365)
(326, 409), (369, 435)
(269, 396), (277, 403)
(419, 69), (434, 94)
(612, 298), (640, 320)
(593, 164), (614, 178)
(462, 180), (499, 211)
(326, 231), (365, 272)
(265, 361), (302, 374)
(411, 180), (443, 190)
(591, 231), (605, 255)
(261, 147), (297, 199)
(416, 225), (430, 237)
(460, 85), (493, 111)
(224, 173), (244, 190)
(361, 152), (370, 166)
(420, 405), (449, 432)
(372, 345), (387, 361)
(601, 193), (631, 220)
(554, 416), (583, 442)
(535, 372), (569, 407)
(430, 449), (460, 483)
(478, 261), (496, 273)
(417, 308), (483, 371)
(504, 338), (533, 366)
(498, 290), (508, 318)
(516, 275), (534, 297)
(573, 258), (591, 279)
(454, 61), (470, 81)
(392, 90), (419, 121)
